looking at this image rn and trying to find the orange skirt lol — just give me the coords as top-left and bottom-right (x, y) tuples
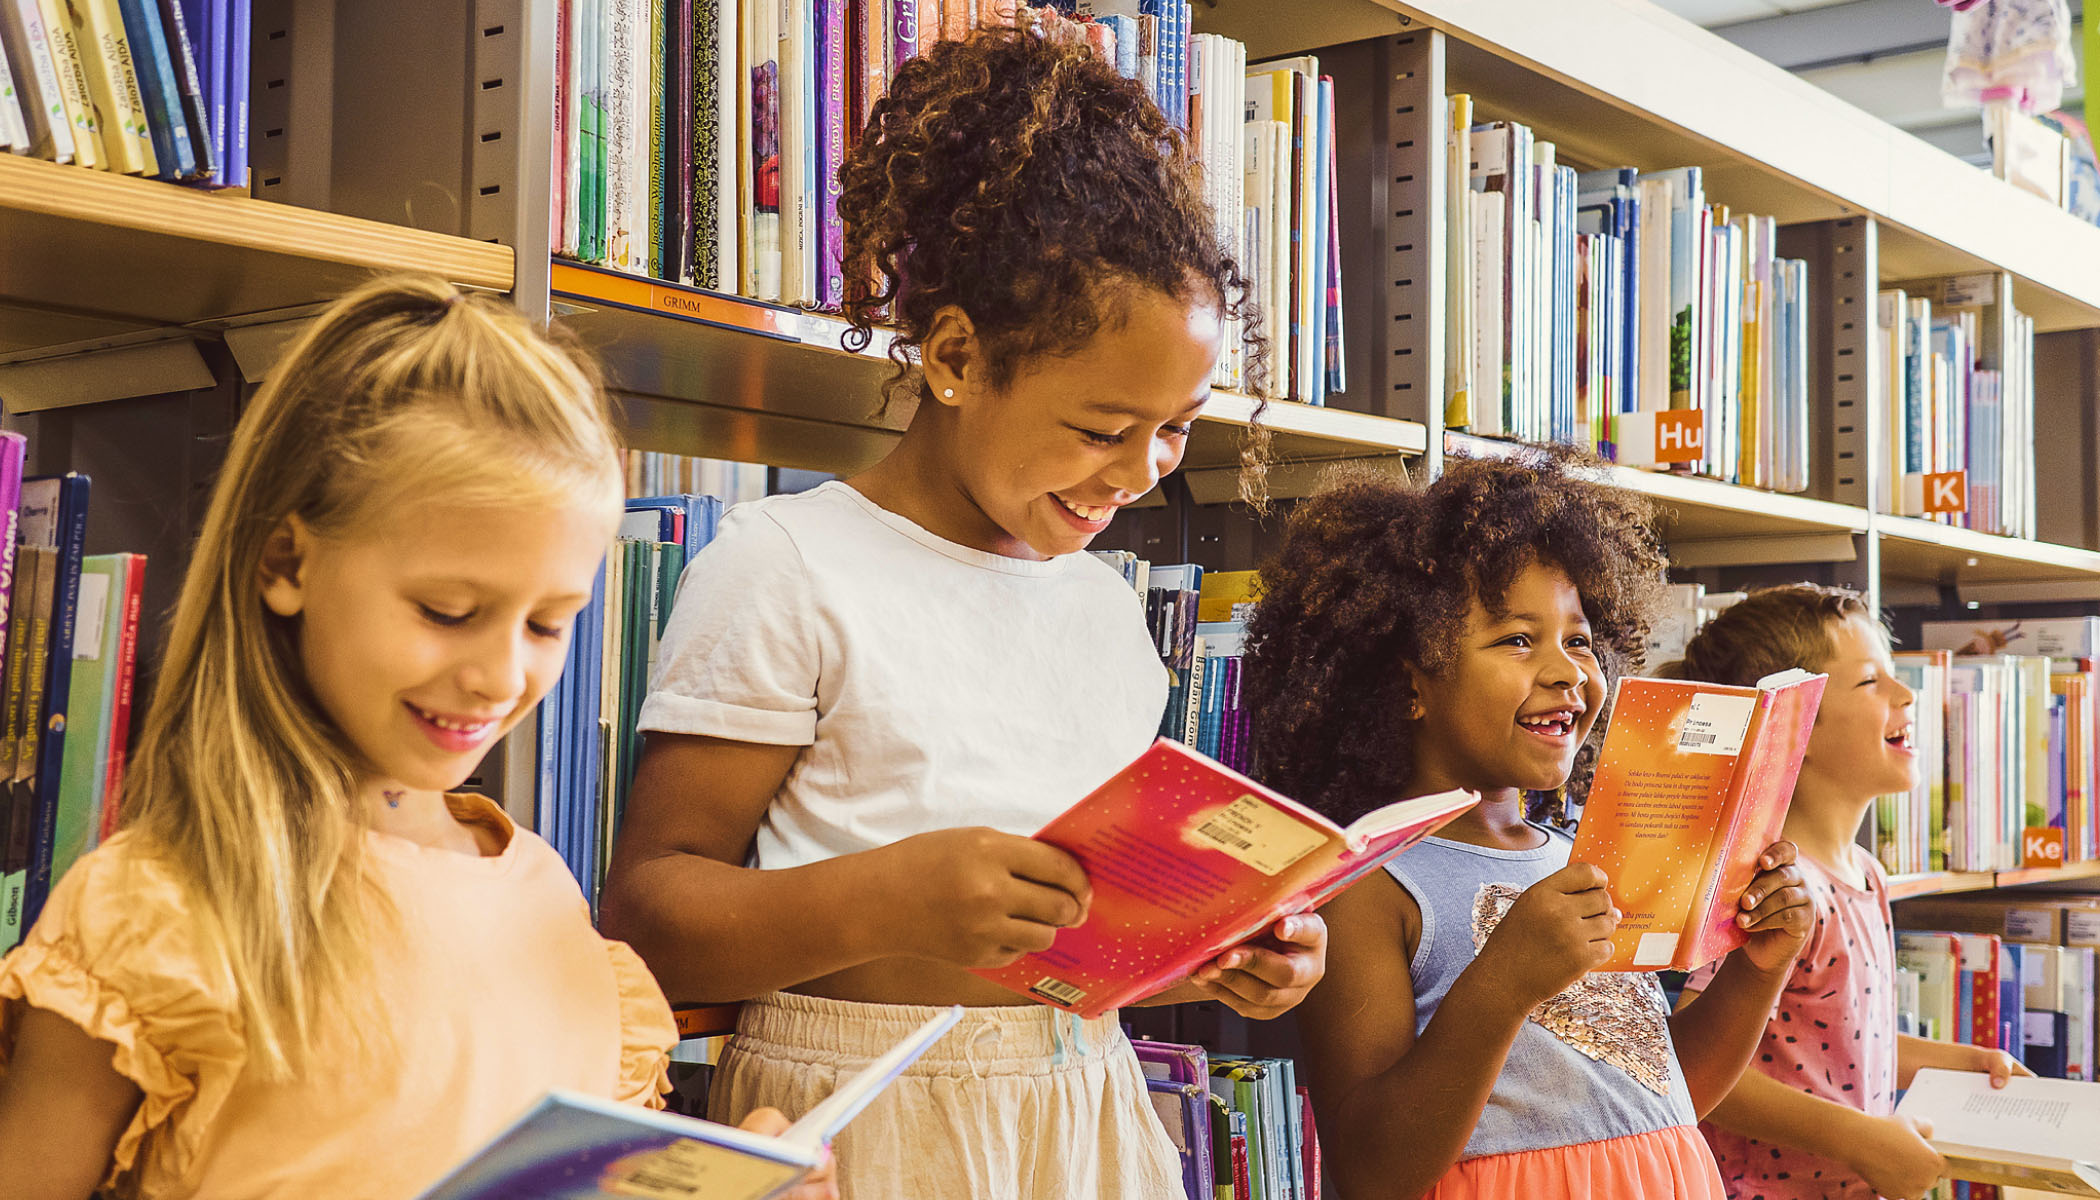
(1429, 1125), (1726, 1200)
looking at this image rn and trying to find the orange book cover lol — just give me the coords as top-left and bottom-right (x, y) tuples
(1573, 669), (1826, 971)
(974, 739), (1476, 1017)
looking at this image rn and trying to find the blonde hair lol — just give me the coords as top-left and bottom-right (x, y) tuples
(121, 275), (623, 1077)
(1674, 583), (1880, 688)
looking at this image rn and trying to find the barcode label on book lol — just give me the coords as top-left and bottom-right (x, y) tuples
(1677, 694), (1756, 756)
(600, 1139), (805, 1198)
(1029, 977), (1088, 1008)
(1190, 795), (1326, 877)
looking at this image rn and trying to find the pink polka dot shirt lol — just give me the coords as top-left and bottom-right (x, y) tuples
(1685, 843), (1897, 1200)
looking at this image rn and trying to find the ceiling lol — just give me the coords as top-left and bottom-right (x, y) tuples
(1649, 0), (2085, 165)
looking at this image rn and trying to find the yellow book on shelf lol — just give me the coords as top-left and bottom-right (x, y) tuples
(1445, 93), (1475, 428)
(1197, 570), (1261, 623)
(33, 0), (102, 169)
(62, 0), (153, 175)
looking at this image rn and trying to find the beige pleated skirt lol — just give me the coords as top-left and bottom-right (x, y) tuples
(709, 991), (1185, 1200)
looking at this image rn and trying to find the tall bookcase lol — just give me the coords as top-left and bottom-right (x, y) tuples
(7, 0), (2100, 907)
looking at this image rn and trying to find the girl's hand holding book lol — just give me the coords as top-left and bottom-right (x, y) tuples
(870, 827), (1093, 969)
(735, 1107), (840, 1200)
(1728, 840), (1813, 975)
(1186, 913), (1329, 1020)
(1847, 1112), (1945, 1200)
(1476, 863), (1620, 1006)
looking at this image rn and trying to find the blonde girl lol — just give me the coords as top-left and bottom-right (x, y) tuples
(0, 277), (830, 1200)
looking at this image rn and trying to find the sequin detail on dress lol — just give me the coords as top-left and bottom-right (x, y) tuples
(1471, 882), (1675, 1096)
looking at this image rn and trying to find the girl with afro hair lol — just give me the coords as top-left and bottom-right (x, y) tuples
(1244, 449), (1814, 1200)
(598, 26), (1322, 1200)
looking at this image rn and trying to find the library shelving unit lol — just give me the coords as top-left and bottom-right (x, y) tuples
(7, 0), (2100, 912)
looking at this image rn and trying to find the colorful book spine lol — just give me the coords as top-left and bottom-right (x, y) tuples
(94, 552), (141, 843)
(114, 0), (192, 176)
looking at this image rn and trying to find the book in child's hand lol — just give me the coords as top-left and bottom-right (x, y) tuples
(415, 1006), (964, 1199)
(973, 738), (1477, 1018)
(1571, 669), (1826, 972)
(1894, 1068), (2100, 1196)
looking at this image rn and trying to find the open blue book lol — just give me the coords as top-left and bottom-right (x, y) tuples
(417, 1006), (963, 1199)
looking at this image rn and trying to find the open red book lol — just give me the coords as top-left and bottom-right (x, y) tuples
(974, 739), (1476, 1017)
(1573, 669), (1826, 971)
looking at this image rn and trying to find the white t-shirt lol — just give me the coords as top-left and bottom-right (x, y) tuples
(636, 481), (1171, 869)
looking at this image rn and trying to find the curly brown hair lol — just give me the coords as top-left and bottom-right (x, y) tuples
(836, 28), (1269, 496)
(1673, 583), (1879, 688)
(1243, 448), (1670, 825)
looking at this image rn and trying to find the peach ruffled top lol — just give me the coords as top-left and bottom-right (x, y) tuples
(0, 793), (676, 1199)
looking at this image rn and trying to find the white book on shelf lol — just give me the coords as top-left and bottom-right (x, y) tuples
(1895, 1069), (2100, 1197)
(1, 0), (74, 162)
(1470, 189), (1505, 438)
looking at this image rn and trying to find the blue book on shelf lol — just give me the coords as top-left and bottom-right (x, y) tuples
(224, 0), (250, 189)
(417, 1007), (963, 1200)
(627, 494), (725, 563)
(116, 0), (197, 178)
(19, 474), (90, 932)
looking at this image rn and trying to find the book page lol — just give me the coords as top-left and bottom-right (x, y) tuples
(1896, 1069), (2100, 1163)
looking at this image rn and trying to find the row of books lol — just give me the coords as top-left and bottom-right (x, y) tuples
(534, 492), (721, 904)
(1871, 647), (2099, 877)
(1446, 95), (1811, 492)
(1092, 554), (1258, 774)
(623, 448), (770, 507)
(1876, 287), (2037, 538)
(1893, 894), (2100, 1085)
(0, 434), (145, 953)
(0, 0), (248, 186)
(1133, 1038), (1321, 1200)
(550, 0), (1342, 402)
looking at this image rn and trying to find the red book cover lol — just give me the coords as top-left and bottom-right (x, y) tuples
(1229, 1120), (1251, 1200)
(972, 739), (1475, 1017)
(1572, 669), (1826, 971)
(95, 555), (144, 843)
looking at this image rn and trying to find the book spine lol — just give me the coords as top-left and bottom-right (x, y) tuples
(153, 0), (211, 179)
(817, 0), (844, 308)
(67, 0), (153, 173)
(37, 0), (101, 166)
(683, 0), (712, 286)
(96, 555), (141, 843)
(646, 0), (665, 279)
(0, 436), (22, 674)
(3, 547), (54, 947)
(114, 0), (191, 176)
(22, 478), (87, 929)
(220, 0), (244, 188)
(3, 1), (73, 161)
(1682, 689), (1789, 966)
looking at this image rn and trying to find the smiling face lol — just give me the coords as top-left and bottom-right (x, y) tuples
(1407, 562), (1608, 798)
(261, 498), (617, 794)
(1797, 614), (1917, 803)
(935, 284), (1224, 560)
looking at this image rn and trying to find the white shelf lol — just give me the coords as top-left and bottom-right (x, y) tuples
(1202, 0), (2100, 332)
(1876, 516), (2100, 588)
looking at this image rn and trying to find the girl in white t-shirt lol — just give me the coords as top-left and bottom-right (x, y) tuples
(598, 27), (1326, 1200)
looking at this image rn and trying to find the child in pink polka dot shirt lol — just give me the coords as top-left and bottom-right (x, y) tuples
(1674, 585), (2030, 1200)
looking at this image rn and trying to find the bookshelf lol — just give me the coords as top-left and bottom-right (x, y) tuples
(2, 0), (2097, 907)
(1887, 862), (2100, 903)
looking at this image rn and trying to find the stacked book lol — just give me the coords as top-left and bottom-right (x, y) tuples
(552, 0), (1342, 401)
(535, 493), (721, 905)
(0, 0), (249, 188)
(1446, 94), (1811, 491)
(1876, 285), (2036, 538)
(0, 432), (148, 952)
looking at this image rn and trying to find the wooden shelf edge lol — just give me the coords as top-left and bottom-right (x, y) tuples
(552, 260), (1430, 459)
(0, 154), (514, 290)
(1887, 863), (2100, 901)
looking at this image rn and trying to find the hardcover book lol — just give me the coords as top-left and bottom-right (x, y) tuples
(1572, 668), (1825, 971)
(973, 738), (1476, 1018)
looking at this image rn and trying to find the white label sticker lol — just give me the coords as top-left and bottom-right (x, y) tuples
(1634, 932), (1680, 967)
(2024, 949), (2051, 989)
(1678, 693), (1757, 756)
(2024, 1011), (2059, 1047)
(2006, 909), (2055, 942)
(71, 572), (110, 660)
(1190, 795), (1327, 877)
(2068, 912), (2100, 946)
